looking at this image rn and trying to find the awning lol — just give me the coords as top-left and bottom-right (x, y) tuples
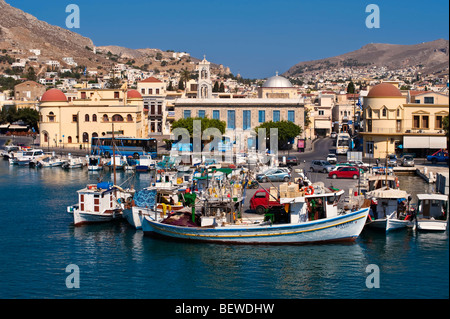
(403, 136), (447, 149)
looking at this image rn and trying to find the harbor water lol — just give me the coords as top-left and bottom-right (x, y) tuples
(0, 160), (448, 299)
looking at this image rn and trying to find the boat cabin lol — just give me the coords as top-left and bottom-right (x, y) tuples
(417, 194), (448, 221)
(368, 175), (399, 191)
(279, 184), (345, 224)
(77, 183), (118, 214)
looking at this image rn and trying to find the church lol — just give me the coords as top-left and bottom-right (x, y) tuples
(174, 57), (305, 151)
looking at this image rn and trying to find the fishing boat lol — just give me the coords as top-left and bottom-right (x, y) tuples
(36, 153), (66, 168)
(141, 183), (370, 244)
(365, 187), (412, 232)
(67, 123), (135, 226)
(67, 182), (134, 226)
(135, 154), (156, 172)
(105, 155), (126, 170)
(1, 144), (21, 159)
(62, 155), (85, 169)
(9, 148), (44, 166)
(413, 194), (448, 231)
(125, 186), (184, 229)
(87, 156), (103, 171)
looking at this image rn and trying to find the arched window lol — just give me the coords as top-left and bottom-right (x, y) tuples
(92, 114), (97, 122)
(112, 114), (124, 122)
(92, 132), (98, 138)
(68, 136), (72, 143)
(43, 132), (48, 143)
(103, 114), (109, 122)
(48, 112), (55, 122)
(85, 114), (90, 122)
(382, 108), (387, 117)
(82, 132), (89, 143)
(127, 114), (133, 122)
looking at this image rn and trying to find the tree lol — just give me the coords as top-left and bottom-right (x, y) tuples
(254, 121), (303, 149)
(167, 81), (174, 91)
(172, 117), (226, 138)
(25, 67), (37, 81)
(219, 83), (225, 92)
(105, 77), (122, 89)
(177, 80), (185, 90)
(347, 81), (356, 94)
(212, 82), (219, 92)
(179, 68), (191, 90)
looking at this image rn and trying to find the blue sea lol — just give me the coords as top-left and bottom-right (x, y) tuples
(0, 160), (448, 300)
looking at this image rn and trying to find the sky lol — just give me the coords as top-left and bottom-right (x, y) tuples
(7, 0), (450, 79)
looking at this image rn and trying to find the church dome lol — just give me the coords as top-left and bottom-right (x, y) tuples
(367, 83), (402, 98)
(41, 89), (67, 102)
(262, 73), (293, 88)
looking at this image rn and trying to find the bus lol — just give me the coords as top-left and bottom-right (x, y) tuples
(336, 133), (351, 155)
(91, 137), (157, 158)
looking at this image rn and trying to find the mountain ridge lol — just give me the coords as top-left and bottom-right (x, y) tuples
(284, 39), (449, 78)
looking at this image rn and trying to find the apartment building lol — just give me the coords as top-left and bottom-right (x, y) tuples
(361, 83), (448, 158)
(39, 88), (147, 148)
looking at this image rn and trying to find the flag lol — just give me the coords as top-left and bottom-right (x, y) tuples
(356, 98), (362, 110)
(83, 67), (87, 76)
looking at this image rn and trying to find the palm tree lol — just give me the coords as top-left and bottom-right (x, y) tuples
(180, 68), (191, 91)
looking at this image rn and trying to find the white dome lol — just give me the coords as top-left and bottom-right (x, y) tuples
(262, 74), (293, 88)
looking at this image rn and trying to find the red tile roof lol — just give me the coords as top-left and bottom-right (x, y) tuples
(140, 77), (162, 83)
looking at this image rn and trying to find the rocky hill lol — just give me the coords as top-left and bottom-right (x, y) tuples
(284, 39), (449, 78)
(0, 0), (227, 76)
(0, 0), (98, 66)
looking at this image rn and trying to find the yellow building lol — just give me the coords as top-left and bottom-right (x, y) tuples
(39, 88), (147, 149)
(361, 83), (448, 159)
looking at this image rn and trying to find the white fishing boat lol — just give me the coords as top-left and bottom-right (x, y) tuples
(135, 154), (156, 172)
(365, 187), (412, 232)
(141, 184), (370, 244)
(414, 194), (448, 231)
(1, 144), (21, 159)
(36, 153), (66, 168)
(87, 156), (103, 171)
(62, 155), (85, 169)
(125, 184), (185, 229)
(105, 155), (126, 170)
(67, 182), (134, 226)
(9, 149), (44, 166)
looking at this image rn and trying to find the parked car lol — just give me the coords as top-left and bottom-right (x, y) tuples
(256, 168), (291, 183)
(326, 154), (337, 164)
(399, 155), (415, 167)
(280, 156), (298, 167)
(387, 154), (398, 167)
(310, 160), (335, 173)
(427, 149), (449, 165)
(347, 160), (369, 172)
(333, 162), (364, 174)
(328, 166), (360, 179)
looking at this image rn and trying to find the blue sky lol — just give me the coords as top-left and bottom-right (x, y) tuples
(7, 0), (449, 78)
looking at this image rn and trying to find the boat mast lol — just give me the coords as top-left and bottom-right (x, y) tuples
(385, 138), (389, 190)
(112, 122), (116, 186)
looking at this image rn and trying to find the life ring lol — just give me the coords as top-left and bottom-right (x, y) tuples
(304, 186), (314, 195)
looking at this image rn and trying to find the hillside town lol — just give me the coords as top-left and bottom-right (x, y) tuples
(0, 43), (448, 160)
